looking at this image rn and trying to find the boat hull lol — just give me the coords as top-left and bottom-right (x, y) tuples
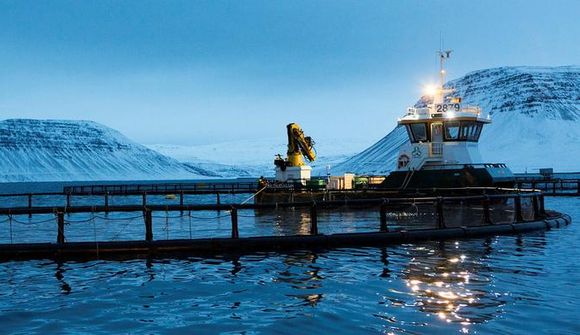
(380, 164), (515, 189)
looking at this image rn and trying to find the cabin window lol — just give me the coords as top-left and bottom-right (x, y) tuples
(459, 122), (475, 140)
(460, 123), (470, 139)
(463, 121), (484, 141)
(444, 121), (460, 140)
(405, 125), (414, 142)
(474, 123), (483, 140)
(444, 121), (484, 141)
(409, 123), (428, 142)
(469, 123), (479, 139)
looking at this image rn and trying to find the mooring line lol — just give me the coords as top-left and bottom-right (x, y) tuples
(10, 215), (57, 225)
(187, 212), (232, 220)
(109, 216), (140, 241)
(240, 186), (267, 205)
(64, 216), (97, 224)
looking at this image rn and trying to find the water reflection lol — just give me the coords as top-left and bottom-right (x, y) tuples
(1, 225), (563, 335)
(41, 233), (549, 330)
(276, 251), (324, 306)
(380, 247), (391, 278)
(400, 241), (497, 326)
(145, 257), (155, 282)
(254, 208), (312, 236)
(396, 235), (548, 329)
(55, 262), (71, 295)
(230, 255), (242, 276)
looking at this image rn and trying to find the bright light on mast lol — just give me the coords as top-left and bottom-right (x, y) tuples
(423, 84), (438, 97)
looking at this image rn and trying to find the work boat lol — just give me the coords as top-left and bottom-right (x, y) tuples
(381, 51), (514, 189)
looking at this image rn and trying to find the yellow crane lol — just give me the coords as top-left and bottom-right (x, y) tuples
(274, 123), (316, 169)
(274, 123), (316, 183)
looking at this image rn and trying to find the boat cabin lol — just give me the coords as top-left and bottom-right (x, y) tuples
(395, 100), (491, 172)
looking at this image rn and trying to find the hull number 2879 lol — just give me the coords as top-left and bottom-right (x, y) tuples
(435, 104), (461, 112)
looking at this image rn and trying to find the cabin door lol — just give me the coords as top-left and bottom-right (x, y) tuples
(430, 123), (443, 157)
(431, 123), (443, 142)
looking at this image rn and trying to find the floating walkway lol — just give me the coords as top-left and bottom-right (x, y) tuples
(1, 175), (577, 217)
(514, 174), (580, 196)
(0, 213), (570, 261)
(0, 189), (572, 261)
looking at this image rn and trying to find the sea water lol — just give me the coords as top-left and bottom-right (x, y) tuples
(0, 183), (577, 334)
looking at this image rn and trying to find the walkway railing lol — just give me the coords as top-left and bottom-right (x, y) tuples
(0, 190), (546, 246)
(62, 181), (259, 195)
(514, 178), (580, 196)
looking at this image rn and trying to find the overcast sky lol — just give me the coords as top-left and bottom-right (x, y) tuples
(0, 0), (578, 146)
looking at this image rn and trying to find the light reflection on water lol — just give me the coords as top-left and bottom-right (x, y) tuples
(0, 197), (577, 334)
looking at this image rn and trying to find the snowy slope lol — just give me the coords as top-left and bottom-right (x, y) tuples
(0, 119), (210, 182)
(324, 126), (408, 175)
(332, 66), (580, 174)
(150, 136), (371, 178)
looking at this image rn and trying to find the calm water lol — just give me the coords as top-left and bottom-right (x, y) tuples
(0, 185), (577, 334)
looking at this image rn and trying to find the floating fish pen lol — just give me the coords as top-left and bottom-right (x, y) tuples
(0, 187), (571, 261)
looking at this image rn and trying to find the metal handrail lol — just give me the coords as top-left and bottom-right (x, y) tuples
(0, 190), (543, 215)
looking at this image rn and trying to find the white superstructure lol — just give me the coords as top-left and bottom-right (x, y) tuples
(395, 50), (491, 172)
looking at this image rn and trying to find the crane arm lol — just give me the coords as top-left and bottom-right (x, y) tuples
(287, 123), (316, 162)
(277, 123), (316, 167)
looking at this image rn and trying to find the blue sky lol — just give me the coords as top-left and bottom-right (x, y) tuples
(0, 0), (578, 146)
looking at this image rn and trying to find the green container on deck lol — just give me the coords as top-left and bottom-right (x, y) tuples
(354, 176), (369, 189)
(306, 178), (326, 190)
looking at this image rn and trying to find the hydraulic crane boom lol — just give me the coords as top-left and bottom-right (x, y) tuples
(286, 123), (316, 166)
(274, 123), (316, 170)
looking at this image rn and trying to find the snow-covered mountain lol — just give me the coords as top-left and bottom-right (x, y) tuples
(0, 119), (212, 182)
(3, 66), (577, 182)
(149, 136), (371, 178)
(332, 66), (580, 174)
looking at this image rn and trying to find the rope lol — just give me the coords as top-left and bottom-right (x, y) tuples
(240, 185), (267, 205)
(109, 215), (142, 241)
(187, 212), (231, 220)
(93, 214), (144, 221)
(151, 213), (184, 219)
(10, 215), (57, 225)
(64, 216), (97, 224)
(238, 212), (257, 218)
(410, 200), (419, 215)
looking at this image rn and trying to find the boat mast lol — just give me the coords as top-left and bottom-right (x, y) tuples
(435, 49), (452, 104)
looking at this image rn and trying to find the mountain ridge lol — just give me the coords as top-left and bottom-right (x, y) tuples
(0, 119), (210, 182)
